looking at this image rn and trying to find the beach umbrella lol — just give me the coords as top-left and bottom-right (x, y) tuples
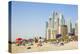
(16, 38), (23, 40)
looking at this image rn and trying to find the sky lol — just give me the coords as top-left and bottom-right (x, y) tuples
(10, 1), (78, 41)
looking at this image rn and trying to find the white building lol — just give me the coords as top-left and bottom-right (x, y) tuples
(67, 17), (72, 34)
(46, 11), (65, 40)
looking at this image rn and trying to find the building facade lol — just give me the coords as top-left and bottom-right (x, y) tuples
(45, 11), (66, 40)
(75, 22), (78, 36)
(67, 18), (72, 34)
(61, 25), (68, 37)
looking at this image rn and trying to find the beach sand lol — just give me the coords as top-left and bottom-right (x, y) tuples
(11, 41), (78, 53)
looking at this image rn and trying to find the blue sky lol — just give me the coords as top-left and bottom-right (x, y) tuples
(11, 1), (78, 41)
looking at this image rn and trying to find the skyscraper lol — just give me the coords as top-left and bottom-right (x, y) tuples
(61, 14), (65, 25)
(75, 21), (78, 36)
(67, 17), (72, 34)
(45, 11), (66, 40)
(45, 21), (48, 40)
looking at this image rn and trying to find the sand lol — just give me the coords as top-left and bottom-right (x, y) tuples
(11, 41), (78, 53)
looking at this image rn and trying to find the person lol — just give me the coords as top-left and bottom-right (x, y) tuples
(34, 37), (38, 43)
(38, 37), (43, 46)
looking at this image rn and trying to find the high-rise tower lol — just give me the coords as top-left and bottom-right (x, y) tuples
(67, 17), (72, 33)
(45, 11), (66, 40)
(75, 21), (78, 36)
